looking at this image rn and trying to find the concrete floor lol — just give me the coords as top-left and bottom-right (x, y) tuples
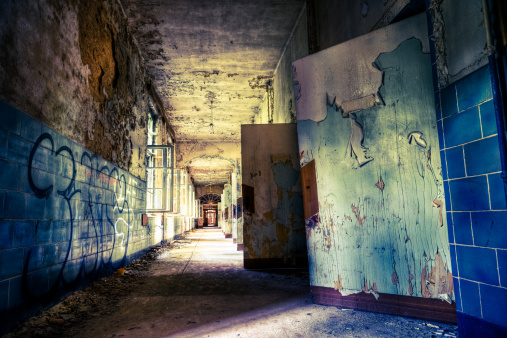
(6, 228), (459, 337)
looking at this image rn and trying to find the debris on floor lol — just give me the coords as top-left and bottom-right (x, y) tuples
(3, 230), (459, 338)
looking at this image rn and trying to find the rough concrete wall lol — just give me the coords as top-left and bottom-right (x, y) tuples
(429, 0), (488, 88)
(0, 101), (152, 330)
(294, 15), (451, 301)
(241, 124), (307, 267)
(255, 5), (308, 124)
(0, 0), (174, 180)
(309, 0), (426, 52)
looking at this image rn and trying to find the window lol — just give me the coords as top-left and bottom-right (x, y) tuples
(146, 110), (174, 212)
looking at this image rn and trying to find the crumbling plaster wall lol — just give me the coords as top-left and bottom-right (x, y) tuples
(241, 124), (307, 267)
(429, 0), (488, 88)
(0, 0), (173, 180)
(254, 5), (308, 124)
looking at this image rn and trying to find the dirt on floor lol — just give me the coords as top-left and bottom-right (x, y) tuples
(3, 230), (459, 338)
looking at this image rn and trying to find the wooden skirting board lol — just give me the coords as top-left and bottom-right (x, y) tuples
(311, 286), (457, 324)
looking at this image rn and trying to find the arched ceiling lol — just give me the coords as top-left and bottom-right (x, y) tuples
(121, 0), (306, 185)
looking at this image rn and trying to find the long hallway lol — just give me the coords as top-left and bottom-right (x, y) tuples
(6, 229), (458, 338)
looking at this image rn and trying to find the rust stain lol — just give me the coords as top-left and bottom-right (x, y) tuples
(421, 265), (431, 298)
(408, 280), (413, 295)
(375, 176), (385, 191)
(78, 0), (118, 105)
(361, 280), (368, 293)
(334, 275), (342, 291)
(263, 211), (274, 221)
(326, 235), (332, 249)
(261, 237), (271, 258)
(276, 223), (290, 246)
(421, 253), (451, 299)
(350, 204), (365, 226)
(392, 271), (399, 285)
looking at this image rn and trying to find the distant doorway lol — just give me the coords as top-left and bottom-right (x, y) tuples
(199, 193), (221, 228)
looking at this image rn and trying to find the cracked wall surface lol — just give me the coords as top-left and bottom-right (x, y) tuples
(294, 13), (429, 123)
(294, 15), (451, 301)
(430, 0), (488, 87)
(0, 0), (174, 180)
(241, 124), (307, 267)
(255, 5), (308, 124)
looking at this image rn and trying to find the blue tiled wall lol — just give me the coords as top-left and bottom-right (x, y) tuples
(425, 3), (507, 333)
(438, 66), (507, 331)
(0, 100), (155, 321)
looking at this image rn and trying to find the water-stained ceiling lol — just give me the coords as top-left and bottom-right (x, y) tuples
(122, 0), (306, 187)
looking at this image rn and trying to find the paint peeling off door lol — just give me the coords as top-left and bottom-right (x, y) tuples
(301, 159), (319, 219)
(293, 13), (453, 317)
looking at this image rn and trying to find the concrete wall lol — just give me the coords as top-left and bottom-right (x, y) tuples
(294, 14), (453, 317)
(241, 124), (307, 268)
(307, 0), (426, 53)
(0, 0), (175, 180)
(255, 5), (308, 124)
(427, 0), (507, 334)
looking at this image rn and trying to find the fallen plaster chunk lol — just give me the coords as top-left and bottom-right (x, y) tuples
(340, 288), (363, 297)
(366, 288), (380, 300)
(423, 323), (440, 329)
(438, 293), (452, 304)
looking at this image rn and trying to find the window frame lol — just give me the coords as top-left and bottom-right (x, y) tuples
(146, 145), (174, 212)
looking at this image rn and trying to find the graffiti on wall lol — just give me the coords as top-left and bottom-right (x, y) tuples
(24, 132), (134, 298)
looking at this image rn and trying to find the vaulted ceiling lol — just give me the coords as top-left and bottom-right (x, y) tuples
(122, 0), (306, 186)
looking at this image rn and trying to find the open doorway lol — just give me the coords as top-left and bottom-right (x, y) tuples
(199, 193), (221, 228)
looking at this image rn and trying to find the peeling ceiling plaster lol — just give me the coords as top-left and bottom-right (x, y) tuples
(122, 0), (305, 186)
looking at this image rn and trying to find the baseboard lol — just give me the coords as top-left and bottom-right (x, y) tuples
(311, 286), (456, 324)
(225, 234), (232, 238)
(243, 257), (308, 269)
